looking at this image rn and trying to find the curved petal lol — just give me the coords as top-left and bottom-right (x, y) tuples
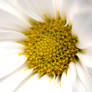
(0, 55), (26, 79)
(16, 73), (72, 92)
(0, 42), (24, 55)
(68, 0), (92, 48)
(89, 0), (92, 3)
(72, 79), (86, 92)
(76, 63), (92, 92)
(87, 67), (92, 77)
(0, 1), (31, 24)
(72, 10), (92, 48)
(0, 9), (29, 32)
(0, 29), (26, 41)
(12, 0), (56, 20)
(61, 72), (72, 92)
(56, 0), (79, 19)
(0, 42), (26, 79)
(0, 71), (72, 92)
(77, 47), (92, 68)
(0, 68), (31, 92)
(67, 62), (77, 83)
(57, 0), (92, 20)
(56, 0), (92, 48)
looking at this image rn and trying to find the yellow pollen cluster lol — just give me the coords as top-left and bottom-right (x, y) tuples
(18, 12), (81, 80)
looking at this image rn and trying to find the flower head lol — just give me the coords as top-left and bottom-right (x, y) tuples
(0, 0), (92, 92)
(18, 11), (82, 80)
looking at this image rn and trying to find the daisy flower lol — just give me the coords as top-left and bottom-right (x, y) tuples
(0, 0), (92, 92)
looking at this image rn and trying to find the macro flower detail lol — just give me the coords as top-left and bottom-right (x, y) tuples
(18, 12), (82, 79)
(0, 0), (92, 92)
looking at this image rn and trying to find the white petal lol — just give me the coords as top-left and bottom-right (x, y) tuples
(77, 47), (92, 68)
(72, 79), (86, 92)
(5, 72), (72, 92)
(89, 0), (92, 3)
(56, 0), (79, 19)
(0, 55), (26, 79)
(17, 74), (72, 92)
(14, 0), (56, 20)
(0, 1), (30, 24)
(70, 1), (92, 48)
(0, 71), (72, 92)
(76, 63), (92, 92)
(0, 29), (26, 41)
(0, 42), (26, 78)
(57, 0), (92, 20)
(60, 72), (67, 85)
(87, 67), (92, 77)
(0, 68), (31, 92)
(72, 11), (92, 48)
(67, 62), (77, 83)
(56, 0), (92, 48)
(0, 41), (24, 55)
(0, 9), (29, 31)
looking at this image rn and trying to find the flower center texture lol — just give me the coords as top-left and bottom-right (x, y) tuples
(18, 12), (81, 80)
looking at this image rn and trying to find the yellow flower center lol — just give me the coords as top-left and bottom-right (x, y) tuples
(18, 11), (82, 80)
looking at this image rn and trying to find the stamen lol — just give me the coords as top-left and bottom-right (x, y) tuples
(18, 11), (82, 80)
(43, 14), (51, 22)
(59, 83), (61, 87)
(57, 10), (61, 20)
(49, 79), (52, 83)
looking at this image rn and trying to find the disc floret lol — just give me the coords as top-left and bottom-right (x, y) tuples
(18, 12), (81, 80)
